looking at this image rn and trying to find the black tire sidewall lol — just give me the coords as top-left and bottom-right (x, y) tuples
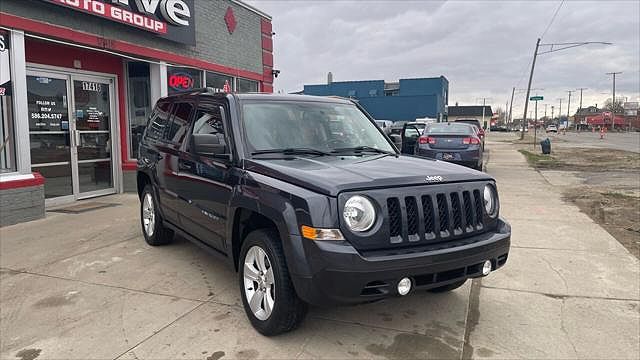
(238, 229), (295, 335)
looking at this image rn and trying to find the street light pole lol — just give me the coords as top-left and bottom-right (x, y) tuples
(519, 39), (612, 140)
(509, 87), (515, 124)
(567, 90), (574, 130)
(520, 38), (541, 139)
(606, 72), (622, 130)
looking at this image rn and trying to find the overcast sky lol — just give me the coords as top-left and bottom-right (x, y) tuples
(247, 0), (639, 116)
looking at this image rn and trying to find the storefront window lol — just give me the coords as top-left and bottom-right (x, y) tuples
(237, 78), (259, 93)
(127, 62), (151, 159)
(0, 30), (16, 173)
(206, 71), (234, 93)
(167, 66), (202, 95)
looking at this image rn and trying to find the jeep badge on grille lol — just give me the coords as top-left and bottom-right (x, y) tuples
(425, 175), (444, 183)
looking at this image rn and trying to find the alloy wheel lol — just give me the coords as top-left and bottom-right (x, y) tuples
(243, 246), (275, 320)
(142, 192), (155, 237)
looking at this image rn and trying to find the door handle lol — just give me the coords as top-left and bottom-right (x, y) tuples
(179, 161), (192, 171)
(74, 130), (81, 147)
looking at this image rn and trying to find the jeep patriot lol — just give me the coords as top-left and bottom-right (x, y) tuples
(137, 90), (511, 335)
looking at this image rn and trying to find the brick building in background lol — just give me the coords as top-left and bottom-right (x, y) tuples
(0, 0), (273, 225)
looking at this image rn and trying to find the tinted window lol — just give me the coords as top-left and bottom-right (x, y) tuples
(190, 101), (226, 151)
(166, 102), (194, 144)
(241, 101), (395, 153)
(404, 127), (420, 138)
(427, 123), (474, 134)
(145, 101), (172, 140)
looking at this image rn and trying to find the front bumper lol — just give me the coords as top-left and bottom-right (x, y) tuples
(289, 218), (510, 306)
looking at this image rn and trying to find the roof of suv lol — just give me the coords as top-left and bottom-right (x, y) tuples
(162, 89), (353, 104)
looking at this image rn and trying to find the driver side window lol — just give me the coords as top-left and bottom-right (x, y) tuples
(190, 102), (226, 151)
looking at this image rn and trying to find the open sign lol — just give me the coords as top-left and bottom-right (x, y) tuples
(168, 73), (194, 91)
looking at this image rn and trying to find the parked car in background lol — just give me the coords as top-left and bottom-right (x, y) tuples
(490, 125), (509, 132)
(546, 124), (558, 133)
(374, 120), (394, 134)
(454, 119), (485, 144)
(395, 122), (426, 154)
(417, 122), (484, 170)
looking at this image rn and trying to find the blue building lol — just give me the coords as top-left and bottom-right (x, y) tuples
(302, 76), (449, 122)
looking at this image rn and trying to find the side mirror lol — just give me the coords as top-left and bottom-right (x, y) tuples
(193, 133), (227, 156)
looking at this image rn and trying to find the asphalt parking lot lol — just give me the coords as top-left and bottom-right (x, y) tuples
(1, 136), (638, 359)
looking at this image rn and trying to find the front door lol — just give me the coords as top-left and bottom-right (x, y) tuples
(26, 70), (117, 204)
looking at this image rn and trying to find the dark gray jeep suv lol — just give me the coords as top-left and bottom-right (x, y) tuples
(137, 90), (511, 335)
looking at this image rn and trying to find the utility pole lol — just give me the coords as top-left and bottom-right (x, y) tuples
(508, 87), (515, 124)
(567, 90), (574, 130)
(606, 72), (622, 130)
(521, 38), (541, 139)
(576, 87), (588, 110)
(557, 98), (563, 121)
(551, 105), (555, 121)
(544, 104), (548, 121)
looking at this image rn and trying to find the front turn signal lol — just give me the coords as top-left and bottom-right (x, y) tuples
(301, 225), (345, 241)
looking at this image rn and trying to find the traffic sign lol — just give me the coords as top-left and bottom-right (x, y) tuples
(530, 96), (543, 101)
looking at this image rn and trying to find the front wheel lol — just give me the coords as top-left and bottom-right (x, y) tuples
(239, 229), (308, 336)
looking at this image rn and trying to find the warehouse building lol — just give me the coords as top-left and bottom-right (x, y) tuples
(0, 0), (274, 225)
(302, 76), (449, 122)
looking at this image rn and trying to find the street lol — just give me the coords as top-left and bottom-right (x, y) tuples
(1, 138), (638, 359)
(534, 130), (640, 153)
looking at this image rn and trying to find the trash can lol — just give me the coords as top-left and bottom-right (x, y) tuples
(540, 138), (551, 154)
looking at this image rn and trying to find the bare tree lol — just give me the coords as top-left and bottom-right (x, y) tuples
(604, 98), (624, 113)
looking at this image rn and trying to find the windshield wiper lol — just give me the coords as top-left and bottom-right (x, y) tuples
(251, 148), (334, 156)
(331, 146), (396, 156)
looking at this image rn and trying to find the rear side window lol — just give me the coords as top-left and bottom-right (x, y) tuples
(166, 102), (194, 144)
(145, 101), (172, 141)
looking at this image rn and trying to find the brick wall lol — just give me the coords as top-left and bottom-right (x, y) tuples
(0, 174), (45, 227)
(2, 0), (266, 74)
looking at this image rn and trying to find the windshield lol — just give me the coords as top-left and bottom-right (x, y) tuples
(241, 101), (396, 154)
(427, 123), (474, 135)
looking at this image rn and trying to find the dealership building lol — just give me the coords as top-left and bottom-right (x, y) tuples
(0, 0), (274, 225)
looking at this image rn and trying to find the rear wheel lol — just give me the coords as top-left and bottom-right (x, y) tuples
(239, 229), (307, 336)
(140, 185), (174, 246)
(428, 279), (467, 293)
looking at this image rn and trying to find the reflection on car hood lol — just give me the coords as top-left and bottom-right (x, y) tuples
(244, 154), (492, 196)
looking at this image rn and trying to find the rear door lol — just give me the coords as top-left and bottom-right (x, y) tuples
(140, 100), (178, 223)
(173, 99), (233, 253)
(401, 124), (421, 154)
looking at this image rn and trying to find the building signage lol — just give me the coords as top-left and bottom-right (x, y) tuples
(168, 73), (194, 91)
(41, 0), (196, 45)
(0, 30), (10, 96)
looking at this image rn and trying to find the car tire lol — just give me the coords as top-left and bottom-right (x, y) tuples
(239, 228), (308, 336)
(428, 279), (467, 293)
(140, 185), (174, 246)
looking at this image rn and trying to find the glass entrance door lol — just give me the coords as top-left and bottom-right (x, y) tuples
(26, 70), (117, 203)
(71, 76), (114, 196)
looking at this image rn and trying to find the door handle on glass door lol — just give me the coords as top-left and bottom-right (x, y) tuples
(74, 130), (81, 147)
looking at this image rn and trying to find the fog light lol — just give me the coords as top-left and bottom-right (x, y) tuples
(482, 260), (492, 276)
(397, 277), (412, 295)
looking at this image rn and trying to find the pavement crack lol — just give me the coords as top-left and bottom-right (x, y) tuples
(112, 301), (207, 360)
(480, 285), (640, 302)
(540, 256), (569, 292)
(461, 278), (481, 360)
(559, 297), (579, 357)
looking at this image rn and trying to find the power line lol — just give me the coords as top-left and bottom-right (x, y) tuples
(540, 0), (565, 40)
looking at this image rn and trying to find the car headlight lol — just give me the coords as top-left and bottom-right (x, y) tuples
(343, 195), (376, 232)
(483, 184), (497, 217)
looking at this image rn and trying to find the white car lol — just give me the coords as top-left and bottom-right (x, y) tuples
(546, 125), (558, 133)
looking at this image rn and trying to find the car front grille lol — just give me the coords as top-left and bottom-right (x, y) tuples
(387, 189), (485, 246)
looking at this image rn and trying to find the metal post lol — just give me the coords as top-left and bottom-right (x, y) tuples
(481, 98), (486, 130)
(544, 104), (548, 120)
(533, 100), (538, 149)
(509, 87), (515, 124)
(521, 38), (541, 139)
(606, 72), (622, 130)
(567, 90), (573, 130)
(551, 105), (555, 121)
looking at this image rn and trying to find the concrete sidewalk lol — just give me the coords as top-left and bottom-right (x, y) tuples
(467, 140), (639, 359)
(0, 140), (638, 359)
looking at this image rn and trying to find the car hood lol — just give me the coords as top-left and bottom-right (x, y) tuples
(243, 154), (493, 196)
